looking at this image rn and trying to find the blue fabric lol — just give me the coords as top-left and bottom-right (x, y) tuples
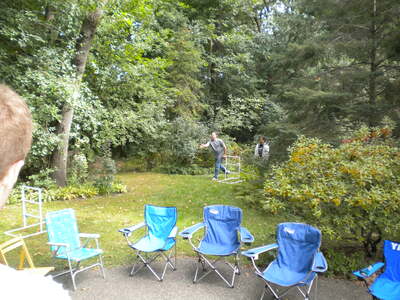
(198, 205), (242, 256)
(132, 237), (176, 252)
(370, 240), (400, 300)
(262, 223), (322, 287)
(214, 157), (227, 179)
(46, 209), (81, 256)
(370, 278), (400, 300)
(240, 226), (254, 243)
(131, 205), (177, 253)
(353, 262), (385, 279)
(179, 222), (205, 239)
(242, 243), (278, 258)
(312, 252), (328, 272)
(263, 260), (317, 286)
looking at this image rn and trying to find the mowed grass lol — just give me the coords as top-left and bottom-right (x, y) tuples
(0, 172), (285, 268)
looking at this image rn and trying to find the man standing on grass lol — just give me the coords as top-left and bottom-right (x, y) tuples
(0, 84), (70, 299)
(200, 132), (230, 181)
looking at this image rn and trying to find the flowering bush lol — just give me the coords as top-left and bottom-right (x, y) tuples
(262, 126), (400, 256)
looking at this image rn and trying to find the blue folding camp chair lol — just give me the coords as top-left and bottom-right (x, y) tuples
(353, 240), (400, 300)
(179, 205), (254, 288)
(242, 222), (327, 299)
(119, 205), (177, 281)
(46, 209), (105, 290)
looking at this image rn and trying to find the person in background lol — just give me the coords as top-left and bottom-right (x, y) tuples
(255, 136), (269, 160)
(0, 84), (70, 299)
(200, 132), (230, 181)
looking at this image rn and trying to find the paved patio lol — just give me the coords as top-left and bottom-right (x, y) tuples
(56, 258), (370, 300)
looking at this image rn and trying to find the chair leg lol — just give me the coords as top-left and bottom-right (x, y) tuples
(235, 253), (241, 275)
(99, 254), (106, 279)
(68, 258), (77, 291)
(130, 250), (147, 276)
(130, 250), (177, 281)
(173, 243), (177, 270)
(193, 255), (240, 288)
(260, 287), (267, 300)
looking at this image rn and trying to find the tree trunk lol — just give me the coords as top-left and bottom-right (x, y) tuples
(368, 0), (378, 126)
(51, 7), (104, 186)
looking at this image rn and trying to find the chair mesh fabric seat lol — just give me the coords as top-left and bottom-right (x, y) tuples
(263, 261), (317, 286)
(47, 209), (81, 256)
(55, 248), (103, 262)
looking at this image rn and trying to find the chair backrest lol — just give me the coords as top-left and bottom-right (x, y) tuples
(145, 205), (177, 241)
(276, 223), (321, 274)
(202, 205), (242, 248)
(0, 237), (35, 269)
(46, 209), (80, 252)
(382, 240), (400, 281)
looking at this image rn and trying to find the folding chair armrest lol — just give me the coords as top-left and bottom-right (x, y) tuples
(79, 233), (100, 239)
(47, 242), (70, 256)
(353, 262), (385, 279)
(312, 251), (328, 273)
(168, 226), (178, 238)
(119, 222), (146, 237)
(242, 243), (278, 260)
(47, 242), (69, 248)
(179, 223), (205, 239)
(239, 226), (254, 245)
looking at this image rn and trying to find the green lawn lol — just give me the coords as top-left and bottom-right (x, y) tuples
(0, 172), (285, 268)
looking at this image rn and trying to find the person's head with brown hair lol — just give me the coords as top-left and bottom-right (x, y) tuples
(0, 84), (32, 209)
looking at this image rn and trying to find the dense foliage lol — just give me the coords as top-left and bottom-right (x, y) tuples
(1, 0), (399, 178)
(262, 126), (400, 257)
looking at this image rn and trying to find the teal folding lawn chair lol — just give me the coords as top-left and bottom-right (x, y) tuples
(119, 205), (178, 281)
(179, 205), (254, 288)
(46, 209), (105, 290)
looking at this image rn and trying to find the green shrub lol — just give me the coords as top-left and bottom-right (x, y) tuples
(154, 164), (210, 175)
(26, 168), (56, 189)
(323, 248), (366, 278)
(91, 156), (118, 195)
(68, 153), (89, 185)
(262, 126), (400, 258)
(110, 181), (128, 194)
(118, 158), (148, 172)
(48, 185), (99, 201)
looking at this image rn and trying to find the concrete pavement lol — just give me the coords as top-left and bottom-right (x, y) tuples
(56, 258), (370, 300)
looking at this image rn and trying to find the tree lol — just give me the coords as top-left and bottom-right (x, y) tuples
(51, 3), (106, 186)
(262, 0), (400, 149)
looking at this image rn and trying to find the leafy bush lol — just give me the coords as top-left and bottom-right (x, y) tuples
(25, 169), (57, 189)
(164, 117), (209, 166)
(262, 126), (400, 257)
(323, 248), (366, 278)
(154, 164), (210, 175)
(91, 155), (118, 195)
(48, 185), (99, 201)
(68, 153), (89, 185)
(7, 184), (99, 204)
(110, 182), (128, 194)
